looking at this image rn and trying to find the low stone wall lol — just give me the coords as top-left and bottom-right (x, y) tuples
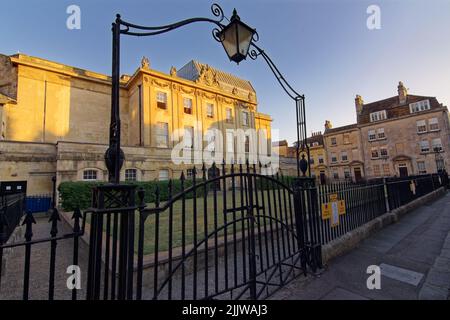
(321, 187), (447, 264)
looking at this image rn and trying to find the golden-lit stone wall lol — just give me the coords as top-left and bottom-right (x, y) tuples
(0, 54), (272, 195)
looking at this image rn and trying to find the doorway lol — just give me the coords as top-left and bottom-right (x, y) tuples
(354, 167), (362, 182)
(319, 171), (326, 185)
(398, 163), (408, 177)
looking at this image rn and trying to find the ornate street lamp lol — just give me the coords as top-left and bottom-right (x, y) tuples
(105, 3), (309, 183)
(90, 3), (312, 300)
(217, 9), (256, 64)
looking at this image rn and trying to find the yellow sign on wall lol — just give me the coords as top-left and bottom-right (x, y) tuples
(321, 194), (346, 224)
(322, 203), (331, 219)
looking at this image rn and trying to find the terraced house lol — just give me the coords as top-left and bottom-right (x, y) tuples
(323, 121), (365, 182)
(358, 82), (449, 178)
(323, 82), (450, 181)
(0, 53), (272, 195)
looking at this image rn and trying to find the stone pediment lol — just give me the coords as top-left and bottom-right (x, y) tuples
(392, 154), (412, 162)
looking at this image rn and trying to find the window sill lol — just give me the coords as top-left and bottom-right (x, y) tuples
(417, 131), (428, 135)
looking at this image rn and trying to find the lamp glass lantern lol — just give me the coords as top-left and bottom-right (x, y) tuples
(219, 9), (256, 64)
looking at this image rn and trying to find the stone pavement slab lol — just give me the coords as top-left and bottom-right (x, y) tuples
(271, 192), (450, 300)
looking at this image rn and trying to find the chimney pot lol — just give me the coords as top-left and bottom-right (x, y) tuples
(355, 94), (364, 115)
(398, 81), (408, 104)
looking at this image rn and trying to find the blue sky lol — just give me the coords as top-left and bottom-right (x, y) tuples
(1, 0), (449, 143)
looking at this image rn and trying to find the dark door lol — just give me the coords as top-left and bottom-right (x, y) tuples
(319, 171), (326, 185)
(354, 168), (362, 182)
(399, 166), (408, 177)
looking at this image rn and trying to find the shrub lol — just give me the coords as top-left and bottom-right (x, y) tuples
(58, 181), (102, 211)
(58, 179), (198, 211)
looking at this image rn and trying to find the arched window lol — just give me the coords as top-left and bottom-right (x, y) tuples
(125, 169), (137, 182)
(83, 169), (98, 181)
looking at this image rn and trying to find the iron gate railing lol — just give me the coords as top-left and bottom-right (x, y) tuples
(316, 173), (447, 244)
(86, 162), (321, 300)
(2, 170), (445, 300)
(0, 193), (26, 245)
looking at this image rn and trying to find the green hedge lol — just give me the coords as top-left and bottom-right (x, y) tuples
(58, 176), (299, 211)
(58, 179), (197, 211)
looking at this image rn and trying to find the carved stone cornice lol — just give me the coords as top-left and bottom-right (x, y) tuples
(179, 86), (195, 95)
(202, 91), (217, 100)
(151, 78), (170, 88)
(222, 97), (234, 105)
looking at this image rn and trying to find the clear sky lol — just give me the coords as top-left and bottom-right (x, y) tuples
(1, 0), (449, 144)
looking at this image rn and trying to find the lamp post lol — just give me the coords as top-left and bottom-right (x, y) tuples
(104, 3), (309, 183)
(90, 4), (314, 299)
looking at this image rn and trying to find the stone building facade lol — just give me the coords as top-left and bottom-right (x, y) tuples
(272, 131), (328, 182)
(0, 53), (272, 195)
(323, 121), (365, 181)
(358, 82), (449, 178)
(323, 82), (449, 180)
(276, 82), (449, 182)
(306, 132), (328, 183)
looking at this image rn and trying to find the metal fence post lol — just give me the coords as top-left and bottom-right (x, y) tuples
(246, 167), (257, 300)
(86, 184), (137, 300)
(292, 179), (307, 275)
(0, 196), (5, 288)
(383, 178), (390, 213)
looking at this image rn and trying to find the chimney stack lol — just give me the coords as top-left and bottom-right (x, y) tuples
(324, 120), (332, 130)
(398, 81), (408, 104)
(355, 95), (364, 115)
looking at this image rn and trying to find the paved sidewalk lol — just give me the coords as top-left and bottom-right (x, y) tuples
(271, 191), (450, 300)
(0, 215), (89, 300)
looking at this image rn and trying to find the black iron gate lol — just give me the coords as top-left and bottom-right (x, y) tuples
(0, 163), (322, 300)
(85, 162), (322, 300)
